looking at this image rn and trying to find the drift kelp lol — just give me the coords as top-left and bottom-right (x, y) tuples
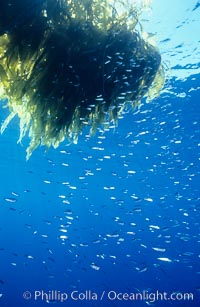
(0, 0), (164, 159)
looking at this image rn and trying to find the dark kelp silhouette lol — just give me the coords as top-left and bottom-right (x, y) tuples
(0, 0), (164, 159)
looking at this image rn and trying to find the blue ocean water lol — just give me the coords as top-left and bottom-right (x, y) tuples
(0, 2), (200, 307)
(0, 74), (199, 306)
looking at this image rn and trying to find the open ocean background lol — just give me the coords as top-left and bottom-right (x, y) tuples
(0, 0), (199, 306)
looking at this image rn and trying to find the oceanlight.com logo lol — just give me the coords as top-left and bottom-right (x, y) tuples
(22, 289), (194, 303)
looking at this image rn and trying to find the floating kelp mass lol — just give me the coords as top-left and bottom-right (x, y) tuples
(0, 0), (164, 159)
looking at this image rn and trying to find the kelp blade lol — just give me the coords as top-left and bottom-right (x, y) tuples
(0, 0), (164, 159)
